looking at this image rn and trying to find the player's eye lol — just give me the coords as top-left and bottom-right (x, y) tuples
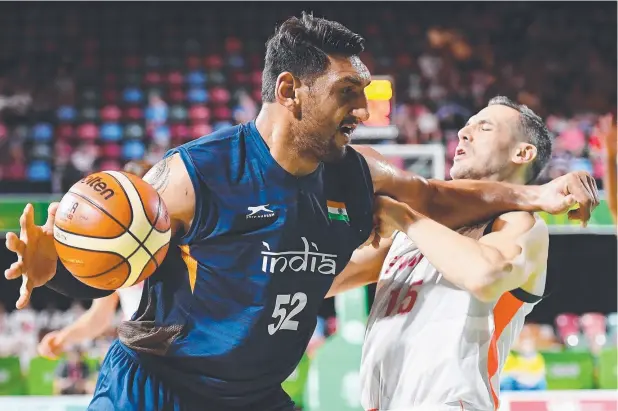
(342, 87), (356, 97)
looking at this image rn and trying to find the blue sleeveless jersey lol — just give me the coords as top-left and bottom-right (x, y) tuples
(118, 121), (374, 407)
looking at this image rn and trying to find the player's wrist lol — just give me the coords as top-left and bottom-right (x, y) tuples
(517, 185), (542, 212)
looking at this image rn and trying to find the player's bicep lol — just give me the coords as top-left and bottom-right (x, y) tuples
(143, 154), (195, 238)
(326, 237), (392, 298)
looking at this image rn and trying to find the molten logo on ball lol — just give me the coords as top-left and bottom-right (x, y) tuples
(80, 175), (116, 200)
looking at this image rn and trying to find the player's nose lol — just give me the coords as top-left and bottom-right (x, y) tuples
(457, 126), (473, 142)
(352, 107), (370, 122)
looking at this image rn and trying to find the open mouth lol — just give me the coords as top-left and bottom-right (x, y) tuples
(454, 147), (466, 160)
(339, 123), (358, 138)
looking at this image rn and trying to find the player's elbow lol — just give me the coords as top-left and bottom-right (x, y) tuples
(466, 260), (513, 303)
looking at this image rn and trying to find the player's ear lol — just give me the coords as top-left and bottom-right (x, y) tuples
(512, 143), (537, 165)
(275, 72), (301, 112)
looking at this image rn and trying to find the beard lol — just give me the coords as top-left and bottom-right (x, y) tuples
(292, 111), (346, 163)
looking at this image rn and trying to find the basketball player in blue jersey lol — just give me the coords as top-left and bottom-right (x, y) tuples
(5, 13), (598, 411)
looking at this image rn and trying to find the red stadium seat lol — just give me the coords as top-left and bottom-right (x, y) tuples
(191, 123), (213, 139)
(171, 124), (190, 141)
(188, 105), (210, 123)
(213, 106), (232, 121)
(204, 54), (224, 70)
(250, 70), (262, 86)
(101, 143), (122, 159)
(76, 123), (98, 141)
(125, 106), (144, 121)
(168, 88), (185, 104)
(225, 37), (243, 54)
(57, 124), (74, 140)
(210, 87), (231, 105)
(101, 105), (122, 122)
(144, 71), (163, 86)
(168, 71), (184, 87)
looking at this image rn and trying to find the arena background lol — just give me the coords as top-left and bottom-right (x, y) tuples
(0, 2), (616, 410)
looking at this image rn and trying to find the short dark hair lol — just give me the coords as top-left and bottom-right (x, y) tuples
(488, 96), (552, 183)
(261, 12), (365, 102)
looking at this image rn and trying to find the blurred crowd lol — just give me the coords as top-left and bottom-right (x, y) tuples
(0, 2), (615, 399)
(0, 3), (615, 191)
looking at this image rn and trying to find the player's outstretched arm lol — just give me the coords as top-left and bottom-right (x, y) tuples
(373, 196), (548, 302)
(325, 237), (393, 298)
(5, 154), (195, 308)
(354, 145), (600, 229)
(38, 292), (120, 359)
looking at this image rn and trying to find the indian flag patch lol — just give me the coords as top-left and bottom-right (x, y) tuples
(327, 200), (349, 223)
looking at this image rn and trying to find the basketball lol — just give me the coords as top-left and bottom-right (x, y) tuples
(52, 171), (171, 290)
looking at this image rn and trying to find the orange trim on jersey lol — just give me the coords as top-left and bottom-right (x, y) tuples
(179, 245), (197, 293)
(487, 291), (524, 410)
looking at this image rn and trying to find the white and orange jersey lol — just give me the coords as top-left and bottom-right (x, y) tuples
(360, 221), (547, 411)
(117, 282), (144, 321)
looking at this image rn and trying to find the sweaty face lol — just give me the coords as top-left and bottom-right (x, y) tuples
(293, 55), (371, 162)
(450, 105), (522, 180)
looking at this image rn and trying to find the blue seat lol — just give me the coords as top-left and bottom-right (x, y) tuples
(57, 106), (76, 122)
(27, 161), (52, 181)
(227, 54), (245, 69)
(186, 70), (207, 86)
(122, 140), (146, 160)
(123, 87), (144, 104)
(31, 123), (53, 142)
(187, 87), (209, 104)
(100, 123), (123, 142)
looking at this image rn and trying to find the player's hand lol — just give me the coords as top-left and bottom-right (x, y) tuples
(4, 203), (60, 309)
(537, 171), (600, 226)
(373, 195), (413, 239)
(37, 330), (67, 359)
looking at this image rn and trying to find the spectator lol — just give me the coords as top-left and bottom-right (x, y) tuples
(53, 347), (93, 395)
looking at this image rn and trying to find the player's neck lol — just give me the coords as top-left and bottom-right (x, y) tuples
(255, 106), (320, 176)
(482, 167), (527, 185)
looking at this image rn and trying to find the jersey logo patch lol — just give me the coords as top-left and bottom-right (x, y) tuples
(247, 205), (275, 219)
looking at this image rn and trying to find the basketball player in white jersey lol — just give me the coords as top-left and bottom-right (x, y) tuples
(330, 96), (597, 411)
(38, 160), (152, 359)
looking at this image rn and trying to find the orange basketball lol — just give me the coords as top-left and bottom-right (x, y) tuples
(53, 171), (171, 290)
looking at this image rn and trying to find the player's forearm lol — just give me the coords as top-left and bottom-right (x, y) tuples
(400, 209), (521, 301)
(423, 179), (540, 229)
(58, 298), (116, 343)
